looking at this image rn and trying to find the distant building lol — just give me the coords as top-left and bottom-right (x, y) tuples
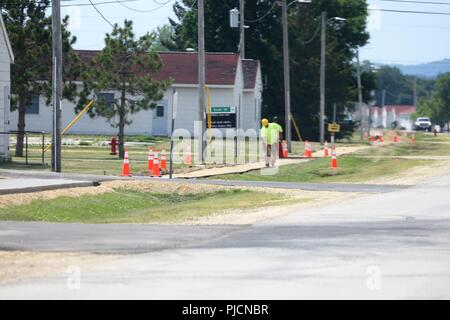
(10, 51), (262, 137)
(0, 16), (14, 160)
(370, 105), (416, 130)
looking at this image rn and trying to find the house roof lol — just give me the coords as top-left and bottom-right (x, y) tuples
(0, 15), (14, 63)
(242, 59), (259, 89)
(75, 50), (240, 86)
(371, 105), (416, 115)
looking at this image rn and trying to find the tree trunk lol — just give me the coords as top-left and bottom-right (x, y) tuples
(15, 96), (26, 157)
(118, 111), (125, 159)
(118, 90), (126, 159)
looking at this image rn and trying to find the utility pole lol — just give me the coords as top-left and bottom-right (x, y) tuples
(239, 0), (245, 59)
(413, 76), (417, 108)
(319, 11), (327, 145)
(52, 0), (62, 172)
(197, 0), (205, 164)
(282, 0), (292, 152)
(381, 89), (386, 108)
(356, 52), (364, 141)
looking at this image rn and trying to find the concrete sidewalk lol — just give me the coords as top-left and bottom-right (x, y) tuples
(0, 178), (96, 195)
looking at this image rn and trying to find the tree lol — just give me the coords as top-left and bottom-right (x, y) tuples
(0, 0), (80, 157)
(374, 65), (435, 106)
(152, 24), (178, 51)
(168, 0), (373, 140)
(416, 72), (450, 128)
(78, 20), (171, 159)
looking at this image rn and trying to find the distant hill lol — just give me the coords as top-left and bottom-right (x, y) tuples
(388, 59), (450, 78)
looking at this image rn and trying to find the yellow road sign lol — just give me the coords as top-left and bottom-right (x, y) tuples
(328, 123), (341, 133)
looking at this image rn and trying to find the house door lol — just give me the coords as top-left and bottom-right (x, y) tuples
(152, 101), (168, 136)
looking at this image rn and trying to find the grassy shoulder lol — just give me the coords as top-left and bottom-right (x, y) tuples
(355, 141), (450, 157)
(0, 188), (288, 224)
(211, 156), (432, 183)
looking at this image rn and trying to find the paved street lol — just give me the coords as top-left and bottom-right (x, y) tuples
(1, 173), (450, 299)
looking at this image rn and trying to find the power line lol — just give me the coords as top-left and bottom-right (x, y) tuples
(381, 0), (450, 5)
(369, 7), (450, 15)
(61, 0), (138, 7)
(88, 0), (114, 27)
(116, 0), (173, 13)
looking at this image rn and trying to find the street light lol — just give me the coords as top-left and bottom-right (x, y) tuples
(282, 0), (311, 152)
(319, 13), (346, 145)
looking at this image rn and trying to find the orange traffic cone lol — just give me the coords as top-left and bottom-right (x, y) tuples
(184, 144), (192, 165)
(147, 147), (154, 173)
(152, 149), (161, 177)
(331, 147), (338, 169)
(121, 147), (131, 177)
(411, 134), (416, 144)
(324, 141), (329, 157)
(282, 140), (289, 158)
(160, 147), (167, 172)
(304, 141), (312, 158)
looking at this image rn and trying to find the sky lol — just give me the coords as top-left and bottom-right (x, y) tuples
(64, 0), (450, 66)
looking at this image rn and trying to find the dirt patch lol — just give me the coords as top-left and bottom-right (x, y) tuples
(0, 251), (118, 285)
(0, 180), (233, 208)
(366, 160), (450, 185)
(183, 189), (362, 225)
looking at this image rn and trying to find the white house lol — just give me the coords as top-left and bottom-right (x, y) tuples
(0, 15), (14, 160)
(10, 51), (262, 138)
(241, 59), (262, 131)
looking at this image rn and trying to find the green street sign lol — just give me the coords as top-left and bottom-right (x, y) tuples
(211, 106), (236, 114)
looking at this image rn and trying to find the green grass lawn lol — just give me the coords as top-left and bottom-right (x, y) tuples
(211, 156), (432, 183)
(414, 132), (450, 142)
(0, 189), (288, 224)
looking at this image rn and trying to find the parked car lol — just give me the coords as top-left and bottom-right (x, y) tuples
(414, 117), (432, 131)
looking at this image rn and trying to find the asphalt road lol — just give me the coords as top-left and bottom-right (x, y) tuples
(1, 174), (450, 299)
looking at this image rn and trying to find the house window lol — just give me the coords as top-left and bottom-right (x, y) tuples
(98, 92), (115, 108)
(25, 96), (39, 114)
(156, 105), (164, 117)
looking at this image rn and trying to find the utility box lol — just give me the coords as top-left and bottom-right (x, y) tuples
(230, 8), (239, 28)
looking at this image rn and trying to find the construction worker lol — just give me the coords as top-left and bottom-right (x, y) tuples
(260, 118), (278, 167)
(272, 117), (284, 158)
